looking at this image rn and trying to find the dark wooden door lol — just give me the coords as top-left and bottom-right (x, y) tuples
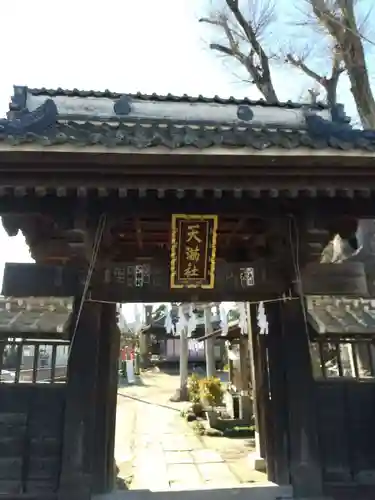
(262, 301), (325, 498)
(259, 302), (291, 486)
(0, 339), (68, 499)
(312, 336), (375, 493)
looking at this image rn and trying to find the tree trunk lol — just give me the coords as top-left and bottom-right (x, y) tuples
(139, 332), (148, 368)
(246, 302), (263, 455)
(343, 36), (375, 129)
(326, 77), (338, 108)
(170, 306), (190, 402)
(204, 306), (216, 377)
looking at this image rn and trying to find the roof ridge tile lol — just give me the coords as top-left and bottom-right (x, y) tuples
(24, 86), (329, 110)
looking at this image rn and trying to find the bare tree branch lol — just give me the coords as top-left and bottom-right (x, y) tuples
(285, 43), (345, 106)
(308, 0), (375, 46)
(210, 43), (236, 57)
(307, 0), (375, 127)
(200, 0), (375, 124)
(200, 0), (278, 102)
(199, 17), (222, 28)
(286, 53), (324, 85)
(225, 0), (278, 101)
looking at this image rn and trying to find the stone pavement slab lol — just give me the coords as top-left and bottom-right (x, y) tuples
(191, 449), (224, 463)
(185, 435), (204, 448)
(167, 463), (203, 486)
(161, 435), (194, 451)
(133, 444), (164, 467)
(114, 393), (137, 484)
(198, 462), (238, 483)
(93, 483), (294, 500)
(229, 457), (269, 484)
(131, 455), (169, 491)
(115, 372), (270, 493)
(165, 451), (194, 464)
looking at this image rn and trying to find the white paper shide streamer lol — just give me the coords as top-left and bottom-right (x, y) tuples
(133, 303), (143, 333)
(257, 301), (268, 335)
(164, 303), (174, 334)
(238, 302), (248, 335)
(219, 302), (231, 336)
(174, 305), (186, 336)
(175, 304), (198, 337)
(187, 304), (197, 337)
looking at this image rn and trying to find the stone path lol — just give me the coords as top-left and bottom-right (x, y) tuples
(114, 371), (268, 492)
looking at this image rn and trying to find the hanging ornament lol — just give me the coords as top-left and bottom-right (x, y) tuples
(163, 303), (173, 334)
(175, 304), (188, 335)
(219, 303), (229, 336)
(257, 301), (268, 335)
(238, 302), (248, 335)
(187, 303), (197, 337)
(164, 310), (173, 334)
(133, 303), (143, 333)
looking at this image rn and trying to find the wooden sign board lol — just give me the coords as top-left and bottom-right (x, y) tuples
(2, 263), (81, 298)
(3, 260), (286, 302)
(299, 262), (369, 297)
(100, 259), (285, 302)
(170, 214), (218, 289)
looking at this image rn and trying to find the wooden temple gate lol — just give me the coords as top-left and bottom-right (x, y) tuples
(0, 86), (375, 499)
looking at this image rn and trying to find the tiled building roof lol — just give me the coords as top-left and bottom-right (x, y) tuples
(0, 297), (73, 335)
(10, 87), (329, 108)
(0, 85), (373, 151)
(307, 296), (375, 334)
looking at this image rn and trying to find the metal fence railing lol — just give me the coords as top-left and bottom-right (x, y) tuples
(0, 338), (69, 384)
(310, 336), (375, 380)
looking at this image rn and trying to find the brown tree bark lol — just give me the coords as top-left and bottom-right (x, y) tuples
(310, 0), (375, 128)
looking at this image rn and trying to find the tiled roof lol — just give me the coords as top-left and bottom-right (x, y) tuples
(307, 296), (375, 334)
(13, 87), (329, 109)
(4, 120), (374, 151)
(0, 85), (374, 152)
(0, 297), (73, 335)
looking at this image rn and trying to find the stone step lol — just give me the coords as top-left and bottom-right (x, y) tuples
(93, 483), (294, 500)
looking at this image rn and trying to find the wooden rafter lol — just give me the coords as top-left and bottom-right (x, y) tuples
(135, 218), (143, 251)
(224, 217), (248, 248)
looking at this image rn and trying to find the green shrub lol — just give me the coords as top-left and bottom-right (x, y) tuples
(199, 376), (223, 407)
(187, 373), (201, 403)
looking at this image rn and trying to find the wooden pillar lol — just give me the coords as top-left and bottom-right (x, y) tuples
(92, 303), (120, 494)
(280, 298), (324, 498)
(204, 306), (216, 377)
(247, 302), (267, 459)
(238, 337), (252, 422)
(179, 325), (189, 400)
(58, 299), (102, 500)
(264, 301), (290, 485)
